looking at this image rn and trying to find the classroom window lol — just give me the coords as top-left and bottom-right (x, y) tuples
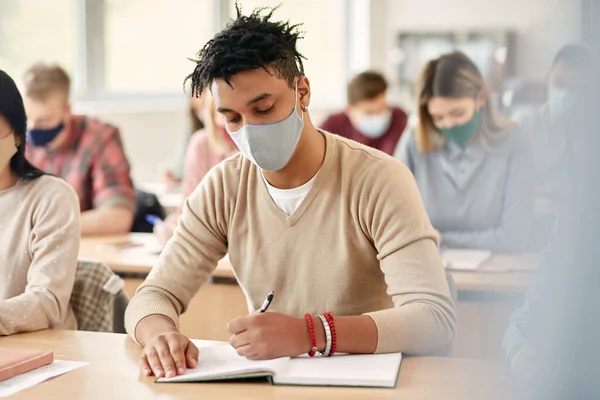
(230, 0), (347, 107)
(0, 0), (76, 79)
(0, 0), (350, 108)
(103, 0), (215, 93)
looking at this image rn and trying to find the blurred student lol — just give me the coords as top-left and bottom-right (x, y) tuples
(0, 70), (80, 335)
(395, 52), (534, 252)
(503, 78), (600, 398)
(320, 71), (408, 155)
(517, 44), (593, 207)
(126, 5), (455, 379)
(154, 91), (238, 245)
(162, 94), (206, 186)
(23, 63), (136, 236)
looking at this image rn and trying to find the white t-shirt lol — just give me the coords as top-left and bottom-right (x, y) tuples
(262, 172), (317, 216)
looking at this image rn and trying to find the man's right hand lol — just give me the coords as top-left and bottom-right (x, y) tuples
(136, 315), (199, 378)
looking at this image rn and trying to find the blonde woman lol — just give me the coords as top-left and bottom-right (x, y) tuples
(154, 91), (238, 245)
(395, 52), (534, 252)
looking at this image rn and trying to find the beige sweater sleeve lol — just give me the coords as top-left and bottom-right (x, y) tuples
(0, 178), (80, 336)
(125, 165), (229, 339)
(363, 161), (456, 355)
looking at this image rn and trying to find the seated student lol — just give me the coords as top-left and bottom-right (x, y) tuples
(126, 6), (455, 379)
(395, 52), (534, 253)
(517, 44), (593, 208)
(154, 91), (238, 245)
(503, 83), (599, 394)
(23, 63), (136, 236)
(162, 94), (206, 186)
(320, 71), (408, 155)
(0, 70), (80, 335)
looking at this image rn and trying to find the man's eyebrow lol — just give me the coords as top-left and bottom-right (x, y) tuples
(216, 93), (273, 113)
(247, 93), (272, 106)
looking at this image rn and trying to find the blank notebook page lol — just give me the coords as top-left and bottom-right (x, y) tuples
(273, 353), (402, 388)
(158, 344), (289, 383)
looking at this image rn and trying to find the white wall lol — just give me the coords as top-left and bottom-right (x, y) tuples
(372, 0), (581, 104)
(95, 109), (189, 185)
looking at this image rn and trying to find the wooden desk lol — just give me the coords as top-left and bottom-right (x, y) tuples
(451, 253), (538, 293)
(79, 234), (245, 341)
(448, 253), (538, 359)
(79, 234), (234, 279)
(1, 330), (515, 400)
(80, 235), (538, 291)
(79, 234), (539, 359)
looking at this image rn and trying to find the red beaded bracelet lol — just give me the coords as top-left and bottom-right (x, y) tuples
(323, 312), (337, 356)
(304, 313), (318, 357)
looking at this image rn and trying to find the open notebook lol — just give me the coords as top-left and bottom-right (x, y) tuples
(157, 343), (402, 388)
(442, 249), (492, 270)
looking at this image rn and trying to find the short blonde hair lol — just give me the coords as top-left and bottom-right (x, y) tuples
(416, 52), (512, 153)
(22, 63), (70, 101)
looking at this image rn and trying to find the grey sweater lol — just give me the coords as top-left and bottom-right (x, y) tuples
(394, 127), (534, 252)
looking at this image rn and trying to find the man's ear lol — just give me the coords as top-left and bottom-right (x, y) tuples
(297, 76), (311, 109)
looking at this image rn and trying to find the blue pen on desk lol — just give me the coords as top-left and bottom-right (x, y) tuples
(259, 291), (275, 313)
(145, 214), (163, 226)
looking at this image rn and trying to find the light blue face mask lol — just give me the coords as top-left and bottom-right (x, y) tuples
(547, 88), (577, 118)
(355, 110), (392, 139)
(226, 86), (304, 172)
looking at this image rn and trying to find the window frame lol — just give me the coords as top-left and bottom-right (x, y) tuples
(72, 0), (355, 113)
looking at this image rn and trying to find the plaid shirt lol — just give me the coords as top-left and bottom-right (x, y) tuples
(26, 115), (135, 212)
(70, 259), (125, 332)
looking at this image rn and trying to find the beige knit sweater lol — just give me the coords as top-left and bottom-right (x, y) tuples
(126, 132), (455, 354)
(0, 175), (80, 335)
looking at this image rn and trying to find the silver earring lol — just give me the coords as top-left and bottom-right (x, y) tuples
(301, 105), (308, 112)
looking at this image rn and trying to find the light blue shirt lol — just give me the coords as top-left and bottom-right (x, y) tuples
(394, 127), (534, 252)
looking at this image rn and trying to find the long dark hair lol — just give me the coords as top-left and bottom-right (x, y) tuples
(0, 70), (45, 180)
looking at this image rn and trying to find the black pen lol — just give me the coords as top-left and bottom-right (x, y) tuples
(259, 290), (275, 313)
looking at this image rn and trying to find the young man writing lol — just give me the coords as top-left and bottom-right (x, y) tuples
(126, 5), (455, 379)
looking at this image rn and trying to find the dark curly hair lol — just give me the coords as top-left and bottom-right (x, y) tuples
(185, 3), (306, 97)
